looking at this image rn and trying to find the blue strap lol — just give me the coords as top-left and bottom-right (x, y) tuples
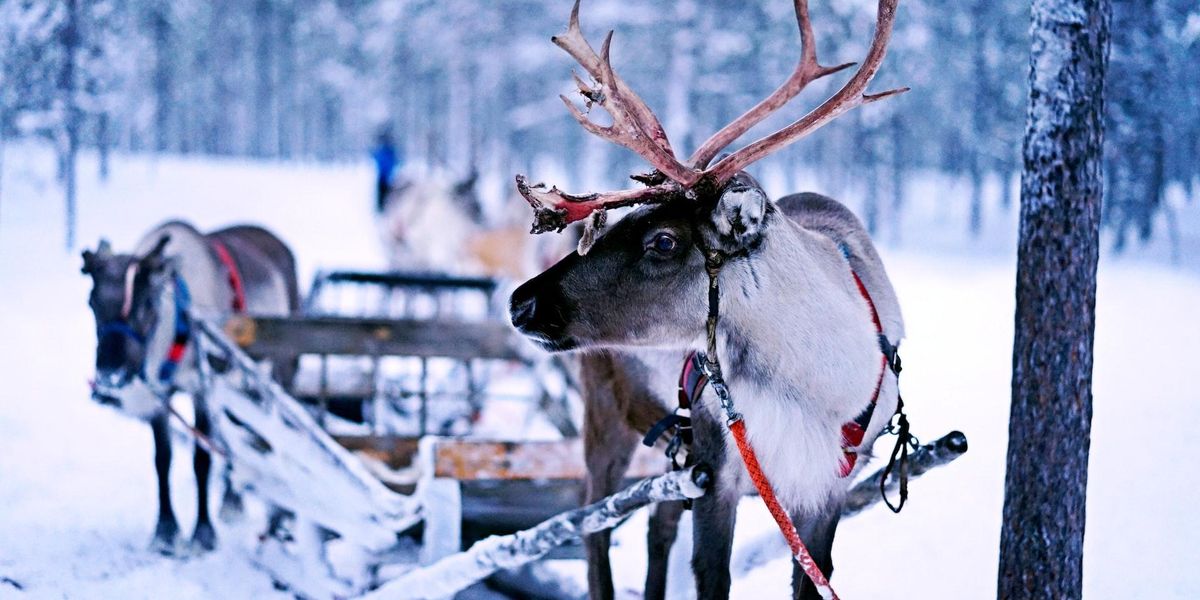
(156, 274), (192, 385)
(98, 321), (146, 345)
(643, 414), (686, 447)
(172, 274), (192, 339)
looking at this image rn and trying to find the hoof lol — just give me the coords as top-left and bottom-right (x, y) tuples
(191, 521), (218, 553)
(149, 519), (182, 556)
(219, 492), (246, 524)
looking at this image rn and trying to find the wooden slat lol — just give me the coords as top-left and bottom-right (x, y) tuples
(336, 435), (422, 471)
(239, 315), (525, 361)
(432, 438), (665, 481)
(334, 435), (667, 482)
(321, 270), (498, 293)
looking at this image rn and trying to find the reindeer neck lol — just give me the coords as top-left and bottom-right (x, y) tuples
(145, 278), (181, 375)
(714, 222), (880, 418)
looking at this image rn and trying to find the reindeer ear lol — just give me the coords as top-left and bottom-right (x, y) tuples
(705, 174), (771, 253)
(81, 250), (96, 275)
(139, 234), (172, 271)
(81, 238), (114, 274)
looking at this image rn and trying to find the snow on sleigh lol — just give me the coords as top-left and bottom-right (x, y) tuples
(185, 262), (971, 600)
(211, 268), (666, 597)
(199, 304), (969, 599)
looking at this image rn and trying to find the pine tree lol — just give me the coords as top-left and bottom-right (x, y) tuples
(997, 0), (1109, 597)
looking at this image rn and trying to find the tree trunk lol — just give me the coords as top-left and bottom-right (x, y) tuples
(969, 0), (989, 238)
(151, 1), (171, 153)
(865, 161), (880, 236)
(665, 0), (697, 155)
(997, 1), (1109, 598)
(253, 0), (274, 158)
(98, 112), (110, 180)
(60, 0), (81, 250)
(969, 156), (983, 238)
(889, 114), (905, 244)
(0, 116), (6, 229)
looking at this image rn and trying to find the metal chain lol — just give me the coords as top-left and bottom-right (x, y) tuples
(700, 250), (742, 425)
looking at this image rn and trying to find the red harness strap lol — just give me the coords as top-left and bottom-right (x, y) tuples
(838, 270), (890, 476)
(649, 258), (898, 598)
(724, 267), (892, 598)
(662, 269), (893, 477)
(209, 240), (247, 313)
(729, 418), (839, 599)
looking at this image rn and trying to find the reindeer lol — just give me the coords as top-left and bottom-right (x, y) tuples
(381, 170), (576, 280)
(379, 171), (486, 273)
(508, 1), (905, 598)
(81, 221), (299, 555)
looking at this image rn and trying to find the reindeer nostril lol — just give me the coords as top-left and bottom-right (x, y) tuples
(510, 296), (537, 329)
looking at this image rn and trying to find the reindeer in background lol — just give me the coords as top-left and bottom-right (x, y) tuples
(378, 171), (484, 273)
(379, 170), (575, 280)
(81, 221), (300, 555)
(508, 1), (906, 598)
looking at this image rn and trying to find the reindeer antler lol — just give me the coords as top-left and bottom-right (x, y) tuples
(687, 0), (855, 170)
(702, 0), (908, 183)
(553, 1), (698, 186)
(517, 0), (906, 235)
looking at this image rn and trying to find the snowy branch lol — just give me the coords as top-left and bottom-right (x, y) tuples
(842, 430), (969, 517)
(362, 465), (712, 600)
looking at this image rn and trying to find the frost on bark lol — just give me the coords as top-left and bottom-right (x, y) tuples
(998, 0), (1108, 598)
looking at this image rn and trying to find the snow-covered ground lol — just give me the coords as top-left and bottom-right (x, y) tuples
(1, 142), (1198, 598)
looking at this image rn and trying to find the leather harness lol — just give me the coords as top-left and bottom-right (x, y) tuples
(643, 257), (903, 478)
(639, 244), (913, 599)
(97, 240), (247, 389)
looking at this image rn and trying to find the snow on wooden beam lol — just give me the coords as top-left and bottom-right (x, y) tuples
(194, 319), (423, 550)
(396, 432), (966, 597)
(238, 315), (526, 362)
(363, 465), (713, 600)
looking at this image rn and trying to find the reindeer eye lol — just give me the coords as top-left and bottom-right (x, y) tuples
(649, 232), (678, 254)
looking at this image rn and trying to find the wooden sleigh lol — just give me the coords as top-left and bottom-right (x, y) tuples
(192, 270), (967, 598)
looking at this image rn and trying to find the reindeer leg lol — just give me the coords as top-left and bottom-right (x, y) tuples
(190, 397), (217, 552)
(582, 357), (640, 600)
(790, 507), (841, 600)
(644, 499), (684, 600)
(690, 409), (736, 600)
(149, 412), (181, 555)
(583, 425), (638, 600)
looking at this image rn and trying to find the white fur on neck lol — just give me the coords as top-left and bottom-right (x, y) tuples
(706, 220), (894, 515)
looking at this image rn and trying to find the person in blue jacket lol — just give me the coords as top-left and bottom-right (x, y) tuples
(371, 129), (402, 213)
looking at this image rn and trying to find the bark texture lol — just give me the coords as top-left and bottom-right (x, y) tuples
(998, 1), (1108, 597)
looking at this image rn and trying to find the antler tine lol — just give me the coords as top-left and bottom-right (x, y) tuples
(516, 175), (682, 234)
(706, 0), (907, 184)
(555, 0), (674, 156)
(553, 1), (699, 186)
(688, 0), (855, 169)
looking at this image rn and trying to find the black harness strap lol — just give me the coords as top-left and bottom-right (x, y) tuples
(642, 242), (917, 513)
(643, 351), (707, 469)
(880, 394), (917, 513)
